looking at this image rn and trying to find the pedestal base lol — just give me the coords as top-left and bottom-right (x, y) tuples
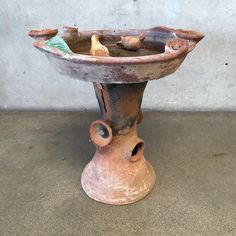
(81, 157), (156, 205)
(81, 82), (156, 204)
(81, 124), (156, 205)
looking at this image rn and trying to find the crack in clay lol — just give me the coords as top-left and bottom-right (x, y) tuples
(100, 84), (107, 113)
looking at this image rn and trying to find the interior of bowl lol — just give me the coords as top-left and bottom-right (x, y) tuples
(62, 28), (170, 57)
(66, 31), (166, 57)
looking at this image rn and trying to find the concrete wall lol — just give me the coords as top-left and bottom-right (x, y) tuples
(0, 0), (235, 111)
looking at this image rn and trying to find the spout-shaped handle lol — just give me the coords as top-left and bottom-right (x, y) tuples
(28, 28), (58, 40)
(149, 25), (204, 54)
(174, 29), (204, 43)
(149, 26), (204, 44)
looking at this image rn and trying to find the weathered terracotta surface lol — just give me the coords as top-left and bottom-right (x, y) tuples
(29, 26), (204, 84)
(93, 82), (147, 134)
(82, 123), (156, 205)
(28, 28), (58, 40)
(29, 25), (204, 205)
(81, 82), (155, 204)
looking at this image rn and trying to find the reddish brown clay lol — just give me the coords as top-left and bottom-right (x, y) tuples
(28, 25), (204, 205)
(81, 82), (155, 204)
(82, 123), (155, 204)
(28, 28), (58, 40)
(116, 34), (145, 51)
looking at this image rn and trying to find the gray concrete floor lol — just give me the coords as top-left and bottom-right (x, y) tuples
(0, 112), (236, 236)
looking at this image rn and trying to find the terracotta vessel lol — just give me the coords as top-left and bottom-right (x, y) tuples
(29, 25), (204, 205)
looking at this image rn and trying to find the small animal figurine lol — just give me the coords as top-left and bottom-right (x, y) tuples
(116, 34), (145, 51)
(90, 35), (110, 57)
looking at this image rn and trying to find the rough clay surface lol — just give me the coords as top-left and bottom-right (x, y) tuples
(0, 112), (236, 235)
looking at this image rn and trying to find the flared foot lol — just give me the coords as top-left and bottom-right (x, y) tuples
(81, 155), (156, 205)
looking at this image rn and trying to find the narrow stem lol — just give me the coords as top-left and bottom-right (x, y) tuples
(93, 82), (147, 135)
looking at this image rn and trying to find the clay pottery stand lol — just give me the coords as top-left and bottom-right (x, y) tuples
(29, 26), (204, 205)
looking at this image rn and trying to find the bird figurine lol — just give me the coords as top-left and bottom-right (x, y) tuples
(116, 34), (145, 51)
(90, 35), (110, 57)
